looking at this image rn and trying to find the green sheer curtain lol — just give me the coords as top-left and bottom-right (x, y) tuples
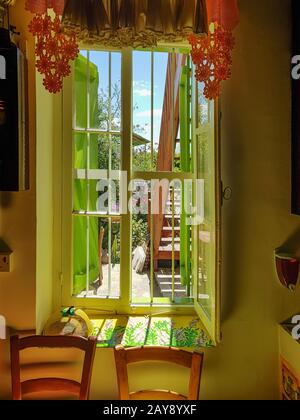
(62, 0), (208, 48)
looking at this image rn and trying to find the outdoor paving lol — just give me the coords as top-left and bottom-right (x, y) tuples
(76, 265), (188, 299)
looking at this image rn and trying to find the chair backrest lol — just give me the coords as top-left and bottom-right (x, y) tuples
(10, 335), (97, 400)
(114, 345), (204, 400)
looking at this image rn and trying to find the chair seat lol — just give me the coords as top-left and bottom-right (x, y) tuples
(21, 391), (79, 400)
(21, 378), (81, 397)
(130, 389), (187, 400)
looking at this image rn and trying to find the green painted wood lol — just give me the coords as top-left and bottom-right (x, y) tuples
(180, 65), (192, 289)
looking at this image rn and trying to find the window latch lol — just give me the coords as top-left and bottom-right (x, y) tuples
(221, 184), (232, 205)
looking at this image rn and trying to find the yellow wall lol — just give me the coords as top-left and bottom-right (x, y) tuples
(0, 0), (36, 399)
(35, 70), (54, 334)
(214, 0), (300, 399)
(0, 1), (36, 331)
(1, 0), (300, 400)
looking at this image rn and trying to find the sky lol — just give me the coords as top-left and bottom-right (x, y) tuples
(83, 50), (169, 148)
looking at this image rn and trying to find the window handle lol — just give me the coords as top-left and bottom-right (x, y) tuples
(221, 184), (232, 206)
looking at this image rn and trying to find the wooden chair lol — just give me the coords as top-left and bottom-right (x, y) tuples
(114, 345), (204, 400)
(10, 335), (97, 400)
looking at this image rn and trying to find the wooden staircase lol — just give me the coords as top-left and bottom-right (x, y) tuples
(156, 187), (181, 265)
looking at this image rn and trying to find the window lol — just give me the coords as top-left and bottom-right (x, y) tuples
(60, 47), (221, 344)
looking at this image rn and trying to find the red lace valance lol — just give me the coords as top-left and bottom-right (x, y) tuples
(206, 0), (240, 31)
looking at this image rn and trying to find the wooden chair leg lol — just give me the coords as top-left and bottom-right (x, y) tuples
(98, 227), (105, 286)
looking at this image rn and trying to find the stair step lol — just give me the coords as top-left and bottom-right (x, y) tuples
(161, 236), (191, 242)
(169, 187), (181, 192)
(162, 232), (180, 239)
(165, 214), (180, 220)
(157, 250), (180, 260)
(160, 237), (180, 243)
(163, 226), (180, 231)
(166, 200), (181, 206)
(162, 226), (180, 238)
(154, 270), (189, 298)
(157, 281), (182, 286)
(159, 242), (180, 251)
(156, 274), (181, 279)
(160, 289), (186, 294)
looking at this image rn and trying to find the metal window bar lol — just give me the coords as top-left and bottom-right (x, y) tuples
(107, 52), (113, 297)
(86, 50), (91, 295)
(86, 216), (90, 296)
(187, 59), (192, 298)
(171, 52), (177, 303)
(171, 184), (175, 303)
(151, 51), (154, 169)
(171, 50), (176, 172)
(150, 211), (154, 305)
(150, 51), (154, 304)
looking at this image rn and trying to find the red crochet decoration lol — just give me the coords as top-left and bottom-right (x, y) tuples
(27, 1), (78, 94)
(189, 25), (235, 100)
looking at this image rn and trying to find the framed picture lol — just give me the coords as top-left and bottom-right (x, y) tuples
(280, 357), (300, 400)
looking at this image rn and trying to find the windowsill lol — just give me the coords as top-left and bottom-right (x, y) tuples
(90, 315), (214, 349)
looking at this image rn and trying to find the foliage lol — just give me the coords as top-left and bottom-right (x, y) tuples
(132, 215), (149, 249)
(133, 145), (158, 172)
(97, 84), (121, 131)
(123, 322), (144, 347)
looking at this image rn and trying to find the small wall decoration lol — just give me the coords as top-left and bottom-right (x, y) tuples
(26, 0), (78, 93)
(281, 358), (300, 400)
(189, 0), (240, 100)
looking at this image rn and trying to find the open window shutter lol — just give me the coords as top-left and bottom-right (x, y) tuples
(192, 76), (221, 345)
